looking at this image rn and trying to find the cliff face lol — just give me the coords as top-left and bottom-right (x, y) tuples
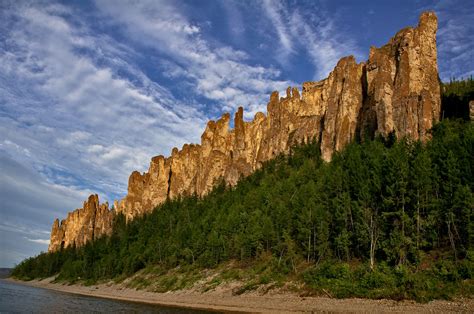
(48, 194), (114, 251)
(48, 12), (441, 252)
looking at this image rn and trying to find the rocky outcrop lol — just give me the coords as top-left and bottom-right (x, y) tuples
(48, 194), (114, 252)
(48, 12), (441, 252)
(361, 12), (440, 142)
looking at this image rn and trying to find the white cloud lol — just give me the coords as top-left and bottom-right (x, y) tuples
(435, 1), (474, 81)
(94, 0), (293, 116)
(25, 238), (50, 245)
(0, 222), (50, 238)
(260, 0), (362, 80)
(0, 2), (208, 200)
(261, 0), (295, 65)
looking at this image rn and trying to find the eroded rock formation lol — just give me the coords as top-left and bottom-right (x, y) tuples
(49, 12), (441, 252)
(48, 194), (114, 252)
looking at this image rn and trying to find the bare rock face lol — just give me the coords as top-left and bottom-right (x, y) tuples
(303, 56), (365, 161)
(114, 155), (172, 221)
(362, 12), (440, 141)
(48, 194), (114, 252)
(48, 12), (441, 252)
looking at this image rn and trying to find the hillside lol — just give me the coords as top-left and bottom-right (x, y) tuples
(48, 12), (442, 253)
(11, 10), (474, 302)
(12, 113), (474, 300)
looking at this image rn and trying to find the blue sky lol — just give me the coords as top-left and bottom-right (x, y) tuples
(0, 0), (473, 267)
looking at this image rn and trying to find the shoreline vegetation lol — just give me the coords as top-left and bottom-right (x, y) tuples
(5, 277), (473, 313)
(10, 79), (474, 308)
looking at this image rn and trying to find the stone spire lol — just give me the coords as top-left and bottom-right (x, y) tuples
(49, 12), (441, 252)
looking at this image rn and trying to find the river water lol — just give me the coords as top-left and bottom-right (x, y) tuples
(0, 280), (213, 313)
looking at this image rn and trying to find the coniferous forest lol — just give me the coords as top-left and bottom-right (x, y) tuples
(12, 80), (474, 301)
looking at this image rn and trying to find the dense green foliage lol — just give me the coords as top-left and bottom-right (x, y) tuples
(12, 78), (474, 300)
(12, 118), (473, 300)
(441, 76), (474, 120)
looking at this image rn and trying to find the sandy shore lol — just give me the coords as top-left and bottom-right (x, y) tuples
(5, 277), (473, 313)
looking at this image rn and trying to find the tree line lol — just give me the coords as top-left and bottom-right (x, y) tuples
(12, 81), (473, 300)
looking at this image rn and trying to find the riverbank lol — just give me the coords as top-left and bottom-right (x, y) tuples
(5, 277), (473, 313)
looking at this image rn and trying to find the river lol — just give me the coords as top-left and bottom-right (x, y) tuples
(0, 280), (213, 313)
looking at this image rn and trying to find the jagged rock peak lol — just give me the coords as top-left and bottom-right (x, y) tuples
(48, 194), (114, 252)
(48, 12), (441, 252)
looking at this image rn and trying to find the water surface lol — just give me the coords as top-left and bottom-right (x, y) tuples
(0, 280), (213, 313)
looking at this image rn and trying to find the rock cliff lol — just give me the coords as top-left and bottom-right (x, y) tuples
(49, 194), (113, 251)
(49, 12), (441, 252)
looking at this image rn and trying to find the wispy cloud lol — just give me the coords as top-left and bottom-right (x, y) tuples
(260, 0), (362, 80)
(433, 0), (474, 81)
(0, 2), (211, 267)
(0, 222), (50, 238)
(25, 238), (50, 245)
(261, 0), (295, 65)
(0, 2), (208, 199)
(94, 0), (293, 118)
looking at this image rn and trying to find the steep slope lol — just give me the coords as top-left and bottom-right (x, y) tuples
(49, 11), (441, 252)
(17, 118), (473, 302)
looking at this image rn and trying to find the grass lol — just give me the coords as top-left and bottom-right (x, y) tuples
(40, 251), (474, 302)
(112, 255), (294, 295)
(301, 258), (474, 302)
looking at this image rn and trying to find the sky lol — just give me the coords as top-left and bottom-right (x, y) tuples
(0, 0), (473, 267)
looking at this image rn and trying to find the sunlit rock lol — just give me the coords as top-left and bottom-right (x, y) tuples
(48, 12), (441, 252)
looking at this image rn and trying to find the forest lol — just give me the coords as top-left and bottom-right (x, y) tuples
(441, 76), (473, 119)
(12, 79), (474, 301)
